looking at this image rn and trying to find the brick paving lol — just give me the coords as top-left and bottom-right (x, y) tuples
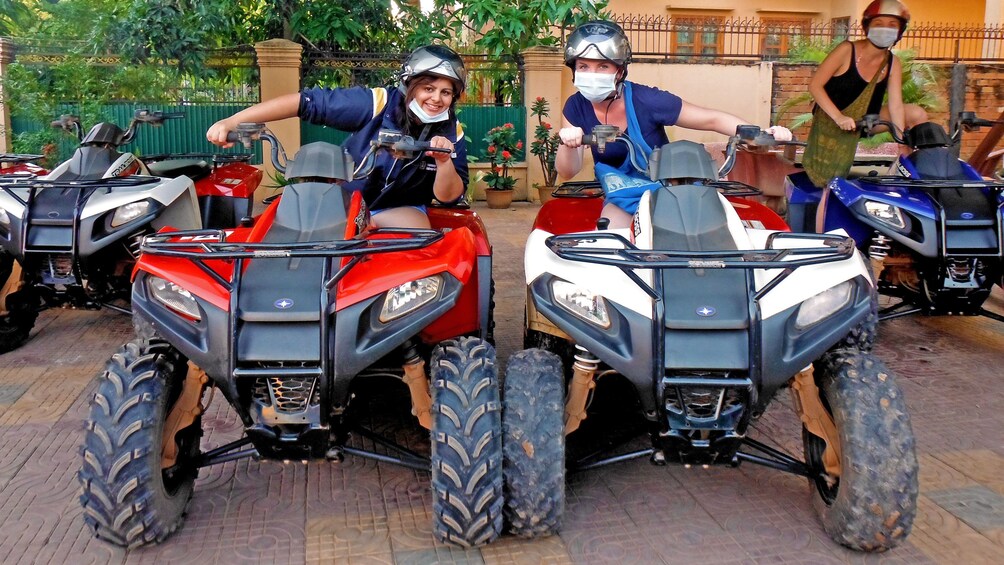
(1, 201), (1003, 564)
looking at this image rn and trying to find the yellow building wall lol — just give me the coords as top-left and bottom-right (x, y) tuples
(605, 0), (994, 25)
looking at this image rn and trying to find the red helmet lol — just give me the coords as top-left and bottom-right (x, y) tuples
(863, 0), (911, 39)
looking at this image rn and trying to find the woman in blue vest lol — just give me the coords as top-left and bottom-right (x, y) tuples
(556, 20), (792, 229)
(207, 45), (468, 229)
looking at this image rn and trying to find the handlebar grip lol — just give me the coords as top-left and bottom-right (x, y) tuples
(225, 132), (242, 144)
(581, 135), (595, 146)
(50, 120), (63, 128)
(162, 112), (186, 119)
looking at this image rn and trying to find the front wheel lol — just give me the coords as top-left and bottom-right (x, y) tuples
(502, 348), (565, 537)
(78, 340), (201, 548)
(0, 253), (38, 351)
(429, 337), (503, 547)
(804, 349), (918, 552)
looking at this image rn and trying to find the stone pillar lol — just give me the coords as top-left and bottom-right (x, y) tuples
(0, 38), (15, 153)
(254, 39), (303, 185)
(521, 46), (568, 202)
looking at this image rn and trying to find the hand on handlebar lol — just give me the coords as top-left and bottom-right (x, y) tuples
(765, 125), (792, 142)
(558, 126), (585, 148)
(425, 135), (456, 162)
(835, 114), (857, 131)
(207, 119), (238, 148)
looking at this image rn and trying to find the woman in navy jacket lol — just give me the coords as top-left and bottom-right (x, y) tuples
(208, 45), (468, 229)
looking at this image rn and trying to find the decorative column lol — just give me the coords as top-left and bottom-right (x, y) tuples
(0, 38), (15, 153)
(254, 39), (303, 186)
(521, 46), (568, 202)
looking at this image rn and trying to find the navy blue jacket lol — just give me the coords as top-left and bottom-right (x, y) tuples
(299, 86), (468, 210)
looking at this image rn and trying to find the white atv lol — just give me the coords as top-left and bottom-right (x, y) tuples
(503, 125), (918, 552)
(0, 111), (255, 352)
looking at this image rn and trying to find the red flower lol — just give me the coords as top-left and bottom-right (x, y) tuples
(542, 122), (552, 130)
(503, 123), (513, 129)
(536, 96), (544, 102)
(493, 165), (501, 173)
(487, 145), (496, 154)
(502, 150), (512, 159)
(516, 141), (523, 150)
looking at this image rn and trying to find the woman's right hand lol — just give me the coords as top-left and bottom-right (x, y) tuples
(834, 114), (857, 132)
(206, 118), (237, 148)
(558, 126), (585, 148)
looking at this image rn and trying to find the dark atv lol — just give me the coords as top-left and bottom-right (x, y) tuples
(0, 111), (261, 353)
(503, 125), (918, 552)
(77, 124), (504, 548)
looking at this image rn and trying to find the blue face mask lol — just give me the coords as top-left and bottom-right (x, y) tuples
(867, 26), (899, 49)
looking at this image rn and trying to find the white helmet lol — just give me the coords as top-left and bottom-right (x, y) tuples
(399, 45), (467, 96)
(564, 20), (632, 71)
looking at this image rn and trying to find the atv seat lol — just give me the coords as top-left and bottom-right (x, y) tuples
(146, 158), (212, 181)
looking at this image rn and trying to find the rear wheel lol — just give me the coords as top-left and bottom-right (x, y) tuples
(803, 349), (918, 552)
(502, 348), (565, 537)
(429, 337), (503, 547)
(78, 339), (201, 548)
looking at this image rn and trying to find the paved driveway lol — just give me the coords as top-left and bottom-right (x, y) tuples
(1, 202), (1002, 564)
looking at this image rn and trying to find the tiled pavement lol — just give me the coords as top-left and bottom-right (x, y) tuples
(1, 201), (1003, 564)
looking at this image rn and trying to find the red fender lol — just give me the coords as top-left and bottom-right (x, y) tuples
(194, 162), (263, 199)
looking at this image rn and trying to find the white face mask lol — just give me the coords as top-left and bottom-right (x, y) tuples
(867, 26), (899, 49)
(408, 98), (450, 123)
(574, 71), (618, 103)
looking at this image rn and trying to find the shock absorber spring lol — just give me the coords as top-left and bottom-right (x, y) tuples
(565, 346), (600, 435)
(868, 232), (892, 260)
(868, 232), (892, 282)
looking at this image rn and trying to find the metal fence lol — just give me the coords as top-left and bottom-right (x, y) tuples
(595, 16), (1004, 63)
(302, 51), (523, 105)
(12, 103), (261, 163)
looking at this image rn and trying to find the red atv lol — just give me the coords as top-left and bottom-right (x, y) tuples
(0, 153), (47, 177)
(78, 124), (503, 548)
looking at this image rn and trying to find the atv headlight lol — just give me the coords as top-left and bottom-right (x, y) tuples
(795, 280), (854, 329)
(379, 275), (442, 322)
(111, 200), (151, 228)
(147, 276), (202, 321)
(864, 201), (906, 230)
(552, 279), (610, 328)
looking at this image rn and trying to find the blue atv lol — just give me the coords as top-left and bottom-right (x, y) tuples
(786, 112), (1004, 322)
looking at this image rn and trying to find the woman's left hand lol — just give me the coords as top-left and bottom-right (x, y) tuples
(765, 125), (793, 142)
(427, 136), (455, 163)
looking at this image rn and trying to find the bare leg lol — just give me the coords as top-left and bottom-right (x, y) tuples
(878, 103), (929, 130)
(600, 203), (633, 230)
(369, 207), (431, 229)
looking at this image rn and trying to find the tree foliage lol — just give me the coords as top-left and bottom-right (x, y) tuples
(0, 0), (32, 36)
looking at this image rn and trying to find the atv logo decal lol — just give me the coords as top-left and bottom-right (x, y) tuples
(274, 298), (294, 309)
(896, 162), (912, 177)
(254, 250), (291, 258)
(108, 155), (137, 177)
(961, 212), (975, 220)
(696, 306), (717, 317)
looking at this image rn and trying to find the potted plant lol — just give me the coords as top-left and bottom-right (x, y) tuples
(529, 96), (561, 203)
(482, 122), (522, 209)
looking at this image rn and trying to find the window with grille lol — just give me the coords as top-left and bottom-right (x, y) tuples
(672, 17), (724, 57)
(761, 17), (812, 59)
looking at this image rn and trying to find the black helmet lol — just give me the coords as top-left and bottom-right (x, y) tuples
(564, 20), (632, 70)
(399, 45), (467, 96)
